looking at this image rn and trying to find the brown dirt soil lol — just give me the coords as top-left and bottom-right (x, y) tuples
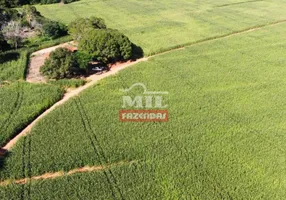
(26, 41), (77, 83)
(0, 160), (136, 186)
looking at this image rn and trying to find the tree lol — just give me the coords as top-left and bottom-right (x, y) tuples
(78, 29), (132, 63)
(40, 48), (77, 79)
(21, 5), (42, 27)
(68, 16), (106, 41)
(2, 21), (26, 49)
(42, 21), (67, 39)
(74, 51), (92, 73)
(0, 7), (18, 27)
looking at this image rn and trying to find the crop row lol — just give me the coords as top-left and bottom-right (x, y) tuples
(0, 82), (64, 147)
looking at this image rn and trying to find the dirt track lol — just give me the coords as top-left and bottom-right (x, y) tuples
(0, 160), (136, 186)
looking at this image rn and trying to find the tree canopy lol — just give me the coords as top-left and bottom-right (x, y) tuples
(78, 29), (132, 63)
(40, 48), (78, 79)
(68, 17), (106, 41)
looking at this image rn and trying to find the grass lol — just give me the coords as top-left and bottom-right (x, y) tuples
(48, 79), (86, 89)
(1, 21), (286, 199)
(0, 82), (64, 146)
(36, 0), (286, 55)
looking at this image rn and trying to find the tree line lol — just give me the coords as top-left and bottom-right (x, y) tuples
(0, 0), (78, 7)
(41, 16), (139, 79)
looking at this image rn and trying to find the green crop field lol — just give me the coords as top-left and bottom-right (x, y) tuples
(36, 0), (286, 55)
(0, 82), (64, 146)
(0, 49), (65, 147)
(0, 42), (67, 147)
(1, 16), (286, 199)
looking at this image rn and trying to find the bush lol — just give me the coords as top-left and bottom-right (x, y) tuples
(43, 21), (68, 39)
(78, 29), (132, 63)
(40, 47), (77, 79)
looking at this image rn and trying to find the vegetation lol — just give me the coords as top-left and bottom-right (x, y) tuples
(1, 22), (286, 199)
(0, 50), (28, 81)
(42, 21), (68, 39)
(40, 47), (78, 79)
(0, 82), (64, 146)
(48, 78), (86, 89)
(0, 5), (68, 51)
(1, 0), (286, 199)
(35, 0), (286, 55)
(68, 16), (106, 41)
(0, 0), (78, 7)
(79, 29), (132, 63)
(39, 16), (133, 80)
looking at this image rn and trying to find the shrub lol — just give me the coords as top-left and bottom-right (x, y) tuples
(42, 21), (68, 39)
(78, 29), (132, 63)
(40, 47), (77, 79)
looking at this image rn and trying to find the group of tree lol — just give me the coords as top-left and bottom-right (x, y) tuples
(41, 16), (136, 80)
(69, 16), (133, 63)
(0, 0), (78, 8)
(0, 5), (67, 51)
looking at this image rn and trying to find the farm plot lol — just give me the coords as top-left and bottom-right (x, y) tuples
(1, 22), (286, 199)
(0, 82), (64, 147)
(36, 0), (286, 55)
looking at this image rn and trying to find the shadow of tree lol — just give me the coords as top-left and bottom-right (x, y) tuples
(0, 52), (20, 64)
(131, 43), (144, 61)
(0, 149), (9, 170)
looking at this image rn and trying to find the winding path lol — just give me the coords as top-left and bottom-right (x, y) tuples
(3, 19), (286, 151)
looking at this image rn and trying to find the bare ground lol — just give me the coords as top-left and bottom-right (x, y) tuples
(0, 160), (136, 186)
(26, 41), (77, 83)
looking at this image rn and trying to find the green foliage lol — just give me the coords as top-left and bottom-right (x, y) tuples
(42, 21), (68, 39)
(48, 78), (86, 89)
(79, 29), (132, 63)
(40, 47), (77, 79)
(63, 0), (78, 3)
(0, 50), (28, 81)
(0, 0), (78, 7)
(68, 16), (106, 41)
(74, 51), (92, 71)
(0, 82), (64, 146)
